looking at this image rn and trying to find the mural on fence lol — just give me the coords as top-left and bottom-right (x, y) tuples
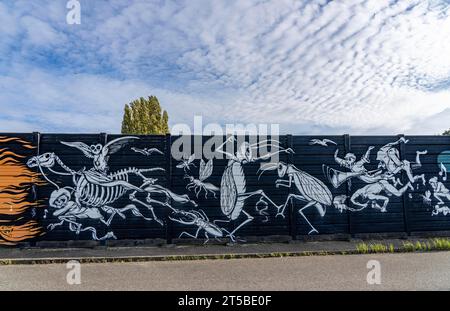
(1, 133), (450, 245)
(324, 137), (427, 213)
(26, 136), (196, 241)
(0, 136), (46, 245)
(425, 150), (450, 216)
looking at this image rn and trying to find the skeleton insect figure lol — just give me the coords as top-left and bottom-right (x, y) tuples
(185, 159), (219, 198)
(169, 208), (231, 243)
(214, 136), (293, 239)
(176, 154), (196, 172)
(260, 161), (332, 234)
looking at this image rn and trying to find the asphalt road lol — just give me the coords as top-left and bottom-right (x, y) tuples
(1, 252), (450, 290)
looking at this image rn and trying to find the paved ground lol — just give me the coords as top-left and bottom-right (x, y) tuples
(1, 252), (449, 290)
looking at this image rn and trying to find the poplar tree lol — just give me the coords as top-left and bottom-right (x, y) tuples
(121, 96), (170, 134)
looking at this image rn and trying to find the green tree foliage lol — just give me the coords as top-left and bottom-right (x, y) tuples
(121, 96), (170, 134)
(443, 129), (450, 135)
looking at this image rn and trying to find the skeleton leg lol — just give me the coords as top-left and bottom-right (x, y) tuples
(195, 185), (201, 198)
(298, 200), (320, 235)
(434, 193), (448, 205)
(116, 204), (154, 222)
(229, 210), (254, 238)
(219, 228), (235, 242)
(77, 226), (116, 241)
(129, 192), (163, 226)
(367, 194), (389, 212)
(383, 181), (413, 197)
(203, 231), (210, 244)
(179, 227), (201, 239)
(237, 189), (281, 215)
(203, 185), (208, 199)
(277, 193), (308, 218)
(47, 219), (66, 230)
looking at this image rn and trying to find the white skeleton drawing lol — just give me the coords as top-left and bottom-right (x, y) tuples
(260, 162), (332, 234)
(169, 208), (231, 244)
(185, 159), (219, 198)
(432, 204), (450, 216)
(333, 195), (351, 213)
(26, 138), (196, 240)
(421, 190), (432, 206)
(213, 136), (293, 240)
(61, 136), (138, 174)
(419, 162), (450, 212)
(324, 138), (426, 213)
(131, 147), (164, 156)
(309, 138), (337, 147)
(176, 154), (196, 172)
(429, 177), (450, 205)
(350, 179), (413, 212)
(376, 138), (426, 186)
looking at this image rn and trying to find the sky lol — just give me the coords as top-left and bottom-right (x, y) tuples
(0, 0), (450, 134)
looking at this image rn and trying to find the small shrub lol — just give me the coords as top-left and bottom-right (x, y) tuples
(356, 243), (369, 254)
(402, 241), (415, 252)
(369, 243), (388, 253)
(431, 238), (450, 250)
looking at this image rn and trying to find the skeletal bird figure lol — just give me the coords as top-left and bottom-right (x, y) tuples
(185, 159), (219, 198)
(131, 147), (164, 156)
(309, 138), (337, 147)
(176, 154), (196, 172)
(61, 136), (138, 174)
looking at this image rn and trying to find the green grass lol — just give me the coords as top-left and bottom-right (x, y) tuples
(430, 238), (450, 250)
(356, 238), (450, 254)
(356, 242), (394, 254)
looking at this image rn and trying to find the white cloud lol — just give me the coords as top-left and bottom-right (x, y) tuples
(0, 0), (450, 134)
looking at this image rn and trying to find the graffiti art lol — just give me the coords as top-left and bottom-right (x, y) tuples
(1, 134), (450, 245)
(0, 136), (46, 245)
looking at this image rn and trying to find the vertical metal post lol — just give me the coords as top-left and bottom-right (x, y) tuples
(165, 133), (173, 244)
(344, 134), (354, 237)
(31, 132), (40, 247)
(100, 132), (107, 245)
(286, 135), (297, 240)
(398, 134), (411, 235)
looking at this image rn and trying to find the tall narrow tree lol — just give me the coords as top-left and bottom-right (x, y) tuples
(121, 96), (169, 134)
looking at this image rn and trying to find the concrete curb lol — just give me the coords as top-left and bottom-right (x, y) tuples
(0, 250), (356, 265)
(1, 247), (444, 265)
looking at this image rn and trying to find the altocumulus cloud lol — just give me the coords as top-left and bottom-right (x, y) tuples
(0, 0), (449, 134)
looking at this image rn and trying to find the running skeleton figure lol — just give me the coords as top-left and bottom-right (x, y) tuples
(213, 136), (293, 241)
(26, 137), (196, 240)
(324, 137), (427, 212)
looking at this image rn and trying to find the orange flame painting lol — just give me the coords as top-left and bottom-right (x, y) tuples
(0, 136), (46, 245)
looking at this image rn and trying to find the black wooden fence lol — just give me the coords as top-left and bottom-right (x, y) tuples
(1, 133), (450, 246)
